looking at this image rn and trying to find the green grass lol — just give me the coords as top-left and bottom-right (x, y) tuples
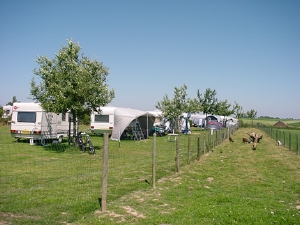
(241, 118), (300, 128)
(1, 125), (300, 224)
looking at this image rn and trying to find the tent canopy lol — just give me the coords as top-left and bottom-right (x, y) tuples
(110, 107), (156, 141)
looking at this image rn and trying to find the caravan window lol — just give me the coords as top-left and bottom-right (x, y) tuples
(95, 115), (109, 123)
(17, 112), (36, 123)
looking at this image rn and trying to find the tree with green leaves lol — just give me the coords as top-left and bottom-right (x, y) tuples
(30, 39), (115, 137)
(7, 96), (17, 106)
(215, 99), (235, 125)
(196, 88), (218, 117)
(247, 109), (257, 119)
(156, 84), (194, 132)
(247, 109), (257, 126)
(232, 101), (244, 118)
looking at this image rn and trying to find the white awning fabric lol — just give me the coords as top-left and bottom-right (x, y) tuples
(110, 107), (156, 141)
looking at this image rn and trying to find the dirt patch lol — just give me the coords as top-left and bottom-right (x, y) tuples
(0, 212), (41, 224)
(121, 206), (146, 218)
(207, 177), (214, 182)
(94, 210), (126, 223)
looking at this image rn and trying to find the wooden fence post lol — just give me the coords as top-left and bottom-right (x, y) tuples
(175, 136), (179, 173)
(289, 133), (291, 151)
(203, 134), (206, 154)
(187, 136), (191, 165)
(101, 133), (109, 212)
(297, 134), (299, 155)
(152, 133), (156, 189)
(197, 135), (200, 161)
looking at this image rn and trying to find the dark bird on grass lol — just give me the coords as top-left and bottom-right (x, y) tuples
(144, 179), (151, 185)
(229, 136), (234, 142)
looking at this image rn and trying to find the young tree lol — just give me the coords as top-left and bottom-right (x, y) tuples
(247, 109), (257, 119)
(232, 101), (244, 118)
(198, 88), (218, 117)
(156, 84), (192, 132)
(7, 96), (17, 106)
(216, 99), (234, 126)
(247, 109), (257, 126)
(30, 39), (115, 137)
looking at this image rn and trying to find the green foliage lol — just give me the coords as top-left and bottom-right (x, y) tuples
(156, 84), (192, 130)
(215, 99), (234, 117)
(30, 39), (115, 120)
(6, 96), (17, 106)
(246, 109), (257, 119)
(198, 88), (217, 116)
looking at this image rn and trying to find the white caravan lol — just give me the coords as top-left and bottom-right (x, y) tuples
(90, 106), (116, 135)
(10, 102), (72, 145)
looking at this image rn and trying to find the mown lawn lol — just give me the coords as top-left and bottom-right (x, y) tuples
(0, 125), (299, 224)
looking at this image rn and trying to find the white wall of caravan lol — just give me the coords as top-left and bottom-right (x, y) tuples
(10, 102), (72, 142)
(90, 106), (116, 134)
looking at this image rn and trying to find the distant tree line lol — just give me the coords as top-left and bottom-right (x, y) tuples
(156, 84), (257, 131)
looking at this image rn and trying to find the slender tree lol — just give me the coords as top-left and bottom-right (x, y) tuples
(247, 109), (257, 126)
(7, 96), (17, 106)
(233, 101), (244, 118)
(156, 84), (192, 132)
(199, 88), (218, 117)
(30, 39), (115, 138)
(216, 99), (234, 125)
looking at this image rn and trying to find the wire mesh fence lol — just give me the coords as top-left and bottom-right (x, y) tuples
(0, 125), (237, 223)
(257, 124), (300, 154)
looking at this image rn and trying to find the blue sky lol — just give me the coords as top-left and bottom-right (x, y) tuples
(1, 0), (299, 118)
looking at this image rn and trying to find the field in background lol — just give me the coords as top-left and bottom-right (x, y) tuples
(0, 124), (299, 224)
(241, 118), (300, 127)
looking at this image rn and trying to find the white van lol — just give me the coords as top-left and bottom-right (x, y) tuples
(10, 102), (72, 145)
(90, 106), (116, 135)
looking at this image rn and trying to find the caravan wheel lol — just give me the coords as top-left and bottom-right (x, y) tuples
(58, 136), (63, 143)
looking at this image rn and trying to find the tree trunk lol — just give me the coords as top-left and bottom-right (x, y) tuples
(71, 111), (78, 145)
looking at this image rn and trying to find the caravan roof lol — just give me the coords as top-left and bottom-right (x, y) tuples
(12, 102), (43, 112)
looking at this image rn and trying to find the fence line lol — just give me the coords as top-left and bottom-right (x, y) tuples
(100, 126), (238, 210)
(256, 124), (300, 154)
(1, 125), (238, 220)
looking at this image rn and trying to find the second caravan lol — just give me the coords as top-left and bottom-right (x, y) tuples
(10, 102), (73, 145)
(90, 106), (116, 135)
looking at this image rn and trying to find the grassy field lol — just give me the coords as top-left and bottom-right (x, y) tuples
(1, 124), (300, 224)
(240, 118), (300, 128)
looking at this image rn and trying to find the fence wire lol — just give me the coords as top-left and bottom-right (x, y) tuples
(1, 125), (238, 223)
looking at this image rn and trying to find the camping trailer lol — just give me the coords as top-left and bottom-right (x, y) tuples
(90, 106), (116, 135)
(2, 105), (13, 119)
(10, 102), (72, 145)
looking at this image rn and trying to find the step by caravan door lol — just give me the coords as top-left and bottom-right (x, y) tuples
(56, 112), (72, 138)
(41, 112), (58, 139)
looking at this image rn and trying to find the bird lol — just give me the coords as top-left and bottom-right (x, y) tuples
(229, 136), (234, 142)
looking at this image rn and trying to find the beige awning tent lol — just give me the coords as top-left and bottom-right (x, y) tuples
(110, 107), (156, 141)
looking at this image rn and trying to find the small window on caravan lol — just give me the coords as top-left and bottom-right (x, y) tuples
(62, 113), (66, 121)
(95, 115), (109, 123)
(17, 112), (36, 123)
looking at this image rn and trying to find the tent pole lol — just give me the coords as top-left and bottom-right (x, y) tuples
(147, 113), (149, 139)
